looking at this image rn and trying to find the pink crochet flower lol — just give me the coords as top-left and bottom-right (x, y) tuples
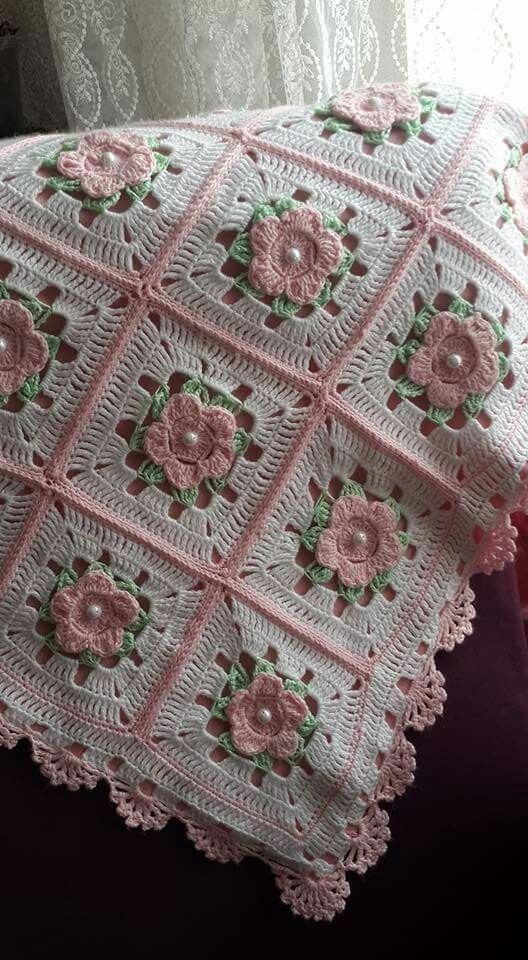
(407, 312), (499, 408)
(225, 673), (307, 759)
(144, 393), (236, 489)
(503, 154), (528, 233)
(316, 495), (401, 588)
(50, 571), (139, 657)
(0, 299), (48, 395)
(330, 83), (421, 131)
(57, 132), (155, 198)
(248, 206), (342, 304)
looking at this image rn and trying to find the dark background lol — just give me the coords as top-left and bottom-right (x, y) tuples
(0, 567), (526, 958)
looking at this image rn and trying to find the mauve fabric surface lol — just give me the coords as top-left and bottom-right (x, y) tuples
(0, 566), (526, 957)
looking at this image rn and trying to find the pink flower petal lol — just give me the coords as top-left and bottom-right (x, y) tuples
(249, 216), (282, 256)
(165, 393), (203, 430)
(56, 151), (86, 180)
(315, 230), (343, 275)
(89, 627), (126, 658)
(230, 718), (269, 757)
(337, 557), (371, 588)
(164, 457), (202, 490)
(369, 500), (398, 536)
(81, 171), (127, 198)
(466, 350), (499, 393)
(122, 151), (155, 185)
(373, 534), (401, 571)
(248, 255), (286, 297)
(426, 377), (468, 409)
(315, 529), (340, 569)
(202, 445), (234, 479)
(281, 206), (323, 239)
(250, 673), (283, 698)
(144, 421), (171, 465)
(267, 728), (298, 759)
(287, 271), (326, 305)
(24, 331), (49, 373)
(281, 691), (308, 726)
(407, 346), (434, 387)
(203, 405), (236, 445)
(110, 590), (140, 627)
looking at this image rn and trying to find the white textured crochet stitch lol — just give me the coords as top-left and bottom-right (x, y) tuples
(0, 82), (527, 922)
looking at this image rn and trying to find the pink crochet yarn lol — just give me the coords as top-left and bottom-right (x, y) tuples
(407, 311), (499, 407)
(225, 673), (307, 758)
(0, 299), (48, 395)
(57, 132), (155, 198)
(248, 206), (342, 303)
(0, 81), (526, 922)
(144, 393), (236, 488)
(316, 495), (401, 587)
(50, 571), (139, 656)
(331, 82), (421, 130)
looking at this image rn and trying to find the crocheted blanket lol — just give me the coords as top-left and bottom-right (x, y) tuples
(0, 83), (527, 921)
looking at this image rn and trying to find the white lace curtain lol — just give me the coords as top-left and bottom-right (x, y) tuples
(3, 0), (528, 132)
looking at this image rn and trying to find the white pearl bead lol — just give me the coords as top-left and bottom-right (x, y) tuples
(352, 529), (368, 548)
(446, 352), (463, 369)
(101, 151), (116, 169)
(286, 246), (302, 264)
(86, 602), (102, 620)
(365, 96), (382, 110)
(257, 706), (272, 725)
(182, 430), (199, 446)
(0, 336), (7, 352)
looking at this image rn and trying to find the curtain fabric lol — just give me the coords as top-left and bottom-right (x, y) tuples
(1, 1), (527, 133)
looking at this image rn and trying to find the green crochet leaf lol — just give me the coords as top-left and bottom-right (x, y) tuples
(287, 742), (305, 765)
(312, 494), (331, 526)
(153, 151), (170, 175)
(46, 175), (81, 193)
(337, 582), (364, 603)
(304, 562), (334, 585)
(322, 212), (347, 236)
(298, 711), (318, 739)
(0, 395), (7, 408)
(79, 649), (99, 668)
(448, 296), (474, 318)
(204, 475), (229, 495)
(313, 102), (331, 117)
(272, 196), (297, 215)
(88, 561), (112, 577)
(181, 377), (209, 403)
(117, 632), (136, 658)
(233, 427), (251, 455)
(209, 393), (241, 415)
(508, 145), (522, 168)
(129, 424), (147, 452)
(125, 181), (152, 203)
(413, 304), (436, 335)
(498, 352), (509, 381)
(252, 202), (276, 222)
(300, 525), (324, 552)
(384, 496), (401, 520)
(38, 600), (52, 621)
(253, 658), (276, 676)
(313, 280), (331, 309)
(150, 382), (170, 420)
(397, 530), (411, 549)
(370, 569), (393, 593)
(217, 731), (237, 755)
(227, 663), (250, 693)
(340, 479), (366, 499)
(426, 405), (455, 424)
(0, 280), (9, 299)
(210, 696), (231, 720)
(399, 118), (422, 137)
(17, 374), (41, 403)
(22, 296), (51, 326)
(394, 339), (421, 363)
(284, 678), (308, 697)
(114, 577), (140, 598)
(489, 316), (506, 344)
(129, 608), (149, 634)
(253, 751), (273, 771)
(54, 568), (78, 590)
(234, 273), (263, 299)
(138, 460), (166, 485)
(271, 294), (300, 320)
(228, 233), (252, 266)
(172, 486), (199, 507)
(323, 117), (353, 133)
(44, 332), (61, 360)
(394, 375), (424, 399)
(333, 249), (354, 278)
(82, 192), (121, 212)
(362, 128), (390, 145)
(43, 633), (60, 655)
(418, 94), (437, 115)
(462, 392), (486, 419)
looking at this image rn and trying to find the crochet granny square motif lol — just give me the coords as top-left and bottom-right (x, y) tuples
(0, 82), (527, 921)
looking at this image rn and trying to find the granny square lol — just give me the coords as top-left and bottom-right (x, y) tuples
(0, 82), (527, 921)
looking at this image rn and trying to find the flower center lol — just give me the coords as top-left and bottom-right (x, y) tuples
(182, 430), (199, 446)
(101, 150), (117, 170)
(0, 336), (7, 352)
(337, 521), (377, 561)
(364, 95), (382, 111)
(256, 706), (273, 725)
(435, 333), (477, 382)
(86, 602), (103, 621)
(446, 352), (463, 369)
(286, 246), (302, 264)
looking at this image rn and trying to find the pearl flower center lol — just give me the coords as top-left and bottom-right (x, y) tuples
(286, 246), (302, 264)
(352, 529), (368, 548)
(101, 151), (116, 170)
(446, 352), (463, 369)
(365, 96), (382, 110)
(182, 430), (199, 446)
(86, 602), (103, 621)
(256, 706), (272, 725)
(0, 336), (7, 352)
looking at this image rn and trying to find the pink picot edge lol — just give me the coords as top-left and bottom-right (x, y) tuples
(0, 578), (476, 923)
